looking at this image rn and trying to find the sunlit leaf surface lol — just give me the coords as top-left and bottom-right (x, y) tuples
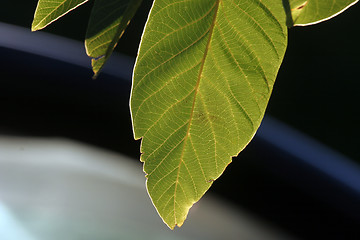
(131, 0), (287, 228)
(289, 0), (358, 26)
(32, 0), (89, 31)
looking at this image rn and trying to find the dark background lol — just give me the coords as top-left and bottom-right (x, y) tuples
(1, 1), (360, 240)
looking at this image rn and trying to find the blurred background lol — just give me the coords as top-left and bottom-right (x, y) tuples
(0, 1), (359, 239)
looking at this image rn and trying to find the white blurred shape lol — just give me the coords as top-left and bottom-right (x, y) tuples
(0, 136), (294, 240)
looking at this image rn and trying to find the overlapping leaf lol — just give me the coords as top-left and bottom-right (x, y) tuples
(32, 0), (89, 31)
(288, 0), (359, 26)
(32, 0), (141, 76)
(85, 0), (142, 76)
(131, 0), (288, 228)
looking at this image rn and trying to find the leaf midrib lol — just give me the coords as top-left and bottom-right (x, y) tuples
(172, 0), (220, 225)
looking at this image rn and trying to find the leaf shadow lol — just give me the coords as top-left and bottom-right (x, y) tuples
(85, 1), (128, 39)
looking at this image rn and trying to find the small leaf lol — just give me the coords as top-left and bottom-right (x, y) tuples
(32, 0), (89, 31)
(85, 0), (142, 77)
(288, 0), (358, 26)
(131, 0), (288, 228)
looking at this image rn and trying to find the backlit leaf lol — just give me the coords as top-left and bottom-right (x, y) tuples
(131, 0), (288, 228)
(288, 0), (359, 26)
(32, 0), (89, 31)
(85, 0), (142, 77)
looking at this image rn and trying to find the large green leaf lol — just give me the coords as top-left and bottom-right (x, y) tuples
(32, 0), (89, 31)
(85, 0), (142, 77)
(288, 0), (358, 26)
(131, 0), (287, 228)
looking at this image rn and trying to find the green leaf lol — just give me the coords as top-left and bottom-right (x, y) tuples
(32, 0), (89, 31)
(288, 0), (358, 26)
(130, 0), (287, 229)
(85, 0), (142, 77)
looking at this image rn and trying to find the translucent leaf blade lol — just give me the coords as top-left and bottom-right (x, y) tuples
(32, 0), (89, 31)
(131, 0), (287, 228)
(85, 0), (142, 76)
(289, 0), (358, 26)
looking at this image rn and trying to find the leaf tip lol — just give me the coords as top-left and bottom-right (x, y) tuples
(31, 24), (40, 32)
(89, 55), (106, 78)
(164, 220), (183, 230)
(91, 68), (101, 79)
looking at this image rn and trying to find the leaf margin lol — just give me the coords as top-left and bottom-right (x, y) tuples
(130, 0), (288, 229)
(32, 0), (89, 31)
